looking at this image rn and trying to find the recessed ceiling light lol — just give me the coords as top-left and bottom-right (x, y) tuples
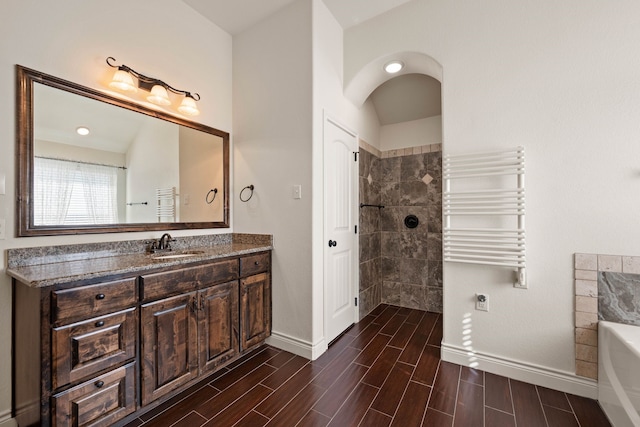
(384, 61), (404, 74)
(76, 126), (90, 136)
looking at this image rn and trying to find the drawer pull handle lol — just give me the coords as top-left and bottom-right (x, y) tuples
(254, 261), (260, 266)
(95, 380), (105, 388)
(95, 321), (105, 327)
(96, 294), (106, 300)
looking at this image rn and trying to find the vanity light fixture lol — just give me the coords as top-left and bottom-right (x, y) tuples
(76, 126), (90, 136)
(106, 57), (201, 116)
(384, 60), (404, 74)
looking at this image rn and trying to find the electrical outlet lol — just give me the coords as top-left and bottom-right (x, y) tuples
(475, 293), (489, 311)
(0, 218), (5, 240)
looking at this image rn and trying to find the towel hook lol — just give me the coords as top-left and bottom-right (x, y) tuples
(205, 188), (218, 204)
(240, 185), (255, 202)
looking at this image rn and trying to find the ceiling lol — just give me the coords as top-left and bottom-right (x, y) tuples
(182, 0), (414, 35)
(182, 0), (441, 125)
(369, 73), (441, 125)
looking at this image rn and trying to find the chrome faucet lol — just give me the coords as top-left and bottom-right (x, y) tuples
(157, 233), (175, 251)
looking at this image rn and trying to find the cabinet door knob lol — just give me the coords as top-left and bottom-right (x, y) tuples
(96, 294), (106, 300)
(95, 380), (104, 388)
(95, 321), (105, 327)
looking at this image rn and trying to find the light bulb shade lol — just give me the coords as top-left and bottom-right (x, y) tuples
(109, 69), (137, 92)
(147, 85), (171, 106)
(178, 95), (200, 116)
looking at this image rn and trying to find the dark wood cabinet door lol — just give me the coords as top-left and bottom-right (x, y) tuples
(51, 362), (136, 427)
(240, 273), (271, 350)
(52, 308), (137, 389)
(198, 281), (239, 374)
(141, 293), (198, 406)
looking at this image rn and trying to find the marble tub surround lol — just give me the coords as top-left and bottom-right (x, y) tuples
(573, 252), (640, 380)
(598, 271), (640, 326)
(6, 233), (273, 287)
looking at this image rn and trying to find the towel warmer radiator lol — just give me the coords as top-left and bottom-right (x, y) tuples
(443, 146), (526, 288)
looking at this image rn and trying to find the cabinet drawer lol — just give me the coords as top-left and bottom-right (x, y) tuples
(52, 308), (137, 390)
(141, 259), (238, 302)
(52, 278), (137, 325)
(52, 362), (136, 427)
(240, 253), (270, 277)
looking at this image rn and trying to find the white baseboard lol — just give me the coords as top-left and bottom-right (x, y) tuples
(0, 409), (17, 427)
(441, 343), (597, 399)
(266, 331), (327, 360)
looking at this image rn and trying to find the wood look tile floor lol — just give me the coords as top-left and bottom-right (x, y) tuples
(124, 305), (611, 427)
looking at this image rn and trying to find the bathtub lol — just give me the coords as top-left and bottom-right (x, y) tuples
(599, 321), (640, 426)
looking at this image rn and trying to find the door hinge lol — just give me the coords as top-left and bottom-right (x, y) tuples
(353, 151), (359, 161)
(354, 297), (358, 307)
(354, 225), (358, 234)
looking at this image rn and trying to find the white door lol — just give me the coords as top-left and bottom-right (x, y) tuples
(324, 116), (358, 344)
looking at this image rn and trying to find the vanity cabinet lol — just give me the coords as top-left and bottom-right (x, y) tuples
(139, 259), (240, 405)
(12, 250), (271, 426)
(239, 252), (272, 350)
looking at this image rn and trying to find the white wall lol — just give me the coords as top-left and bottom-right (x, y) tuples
(344, 0), (640, 394)
(0, 0), (232, 421)
(179, 129), (224, 222)
(126, 119), (179, 223)
(379, 115), (441, 151)
(233, 0), (315, 350)
(311, 0), (381, 351)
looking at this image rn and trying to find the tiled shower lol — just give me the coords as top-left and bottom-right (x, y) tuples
(359, 143), (443, 318)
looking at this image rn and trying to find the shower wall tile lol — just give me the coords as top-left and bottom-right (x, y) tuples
(400, 153), (429, 182)
(427, 204), (442, 233)
(380, 157), (401, 183)
(427, 233), (443, 261)
(359, 145), (442, 316)
(380, 182), (401, 206)
(382, 256), (400, 282)
(427, 287), (443, 312)
(427, 261), (443, 287)
(382, 281), (403, 306)
(399, 258), (430, 286)
(399, 181), (430, 206)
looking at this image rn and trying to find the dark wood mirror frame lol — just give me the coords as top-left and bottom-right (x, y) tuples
(16, 65), (230, 236)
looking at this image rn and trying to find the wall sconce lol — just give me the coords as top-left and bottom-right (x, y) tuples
(106, 57), (201, 116)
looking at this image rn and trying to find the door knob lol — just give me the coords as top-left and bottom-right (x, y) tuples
(328, 240), (337, 247)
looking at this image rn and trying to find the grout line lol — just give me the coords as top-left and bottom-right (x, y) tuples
(535, 382), (550, 427)
(508, 378), (518, 427)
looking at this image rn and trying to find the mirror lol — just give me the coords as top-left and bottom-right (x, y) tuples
(16, 65), (229, 236)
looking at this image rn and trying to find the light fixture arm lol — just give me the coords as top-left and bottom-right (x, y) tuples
(106, 57), (200, 101)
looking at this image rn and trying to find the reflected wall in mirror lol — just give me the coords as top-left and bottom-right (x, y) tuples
(17, 65), (229, 236)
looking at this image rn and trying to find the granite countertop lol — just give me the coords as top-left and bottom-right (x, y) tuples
(6, 234), (272, 288)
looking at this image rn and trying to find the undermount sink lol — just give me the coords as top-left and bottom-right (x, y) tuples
(150, 250), (205, 260)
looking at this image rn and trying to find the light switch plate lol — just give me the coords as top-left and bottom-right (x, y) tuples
(0, 219), (5, 240)
(0, 174), (4, 195)
(293, 185), (302, 199)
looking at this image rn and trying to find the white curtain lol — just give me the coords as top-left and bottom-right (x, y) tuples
(33, 158), (119, 225)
